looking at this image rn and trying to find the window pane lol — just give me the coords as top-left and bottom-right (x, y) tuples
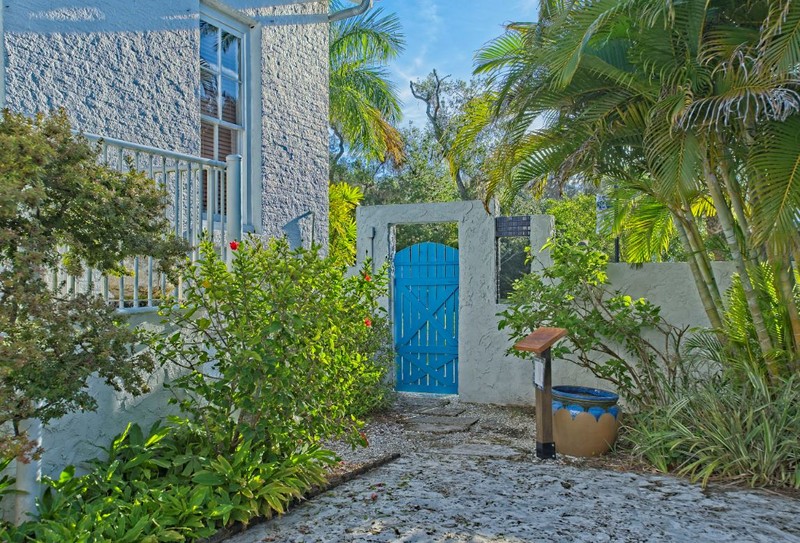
(497, 237), (531, 302)
(220, 32), (239, 74)
(221, 77), (239, 124)
(200, 21), (219, 68)
(201, 122), (215, 159)
(200, 70), (218, 117)
(217, 126), (237, 158)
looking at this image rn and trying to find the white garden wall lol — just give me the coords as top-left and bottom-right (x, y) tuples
(356, 201), (737, 405)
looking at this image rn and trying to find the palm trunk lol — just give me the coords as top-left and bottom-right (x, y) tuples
(772, 248), (800, 356)
(674, 215), (724, 329)
(702, 157), (778, 376)
(717, 152), (800, 359)
(778, 263), (800, 353)
(679, 199), (725, 310)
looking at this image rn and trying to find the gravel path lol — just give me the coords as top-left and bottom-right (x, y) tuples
(224, 395), (800, 543)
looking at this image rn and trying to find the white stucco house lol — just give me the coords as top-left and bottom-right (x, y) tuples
(0, 0), (374, 519)
(0, 0), (360, 248)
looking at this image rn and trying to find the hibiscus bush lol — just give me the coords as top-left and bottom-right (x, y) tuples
(151, 237), (393, 457)
(2, 238), (392, 540)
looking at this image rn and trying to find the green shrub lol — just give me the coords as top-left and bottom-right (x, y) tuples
(328, 181), (363, 267)
(627, 272), (800, 489)
(0, 110), (186, 461)
(152, 237), (393, 456)
(1, 237), (393, 540)
(500, 239), (691, 408)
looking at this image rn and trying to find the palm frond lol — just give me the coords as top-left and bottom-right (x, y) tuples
(748, 115), (800, 254)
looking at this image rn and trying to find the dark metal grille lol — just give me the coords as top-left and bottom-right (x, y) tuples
(495, 216), (531, 238)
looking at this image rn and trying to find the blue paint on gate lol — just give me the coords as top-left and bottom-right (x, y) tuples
(393, 242), (459, 394)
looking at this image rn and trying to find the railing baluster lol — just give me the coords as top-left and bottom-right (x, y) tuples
(85, 268), (93, 295)
(148, 154), (155, 308)
(117, 144), (126, 309)
(174, 160), (182, 239)
(101, 143), (110, 304)
(187, 161), (193, 255)
(206, 167), (215, 238)
(133, 257), (140, 308)
(70, 132), (230, 312)
(161, 156), (168, 301)
(220, 168), (227, 261)
(226, 155), (242, 267)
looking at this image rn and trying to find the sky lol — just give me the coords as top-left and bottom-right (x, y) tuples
(374, 0), (539, 126)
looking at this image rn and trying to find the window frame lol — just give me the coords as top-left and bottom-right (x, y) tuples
(199, 5), (254, 228)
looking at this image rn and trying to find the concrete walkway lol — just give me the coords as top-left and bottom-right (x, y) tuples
(226, 447), (800, 543)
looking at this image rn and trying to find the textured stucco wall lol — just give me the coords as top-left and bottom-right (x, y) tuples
(227, 0), (330, 248)
(3, 0), (329, 244)
(36, 312), (179, 479)
(356, 202), (735, 405)
(553, 262), (736, 392)
(4, 0), (200, 153)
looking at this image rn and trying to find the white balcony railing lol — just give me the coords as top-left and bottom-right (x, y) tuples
(58, 133), (243, 313)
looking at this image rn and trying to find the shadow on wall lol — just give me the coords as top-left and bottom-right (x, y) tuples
(282, 211), (315, 249)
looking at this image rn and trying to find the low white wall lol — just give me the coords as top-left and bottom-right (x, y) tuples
(553, 262), (735, 391)
(35, 312), (180, 477)
(1, 311), (181, 521)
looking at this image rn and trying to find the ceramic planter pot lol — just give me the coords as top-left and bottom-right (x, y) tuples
(552, 386), (620, 457)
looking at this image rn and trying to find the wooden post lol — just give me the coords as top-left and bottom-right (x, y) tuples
(513, 327), (567, 460)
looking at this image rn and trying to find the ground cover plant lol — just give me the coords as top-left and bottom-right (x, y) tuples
(1, 238), (393, 540)
(626, 272), (800, 488)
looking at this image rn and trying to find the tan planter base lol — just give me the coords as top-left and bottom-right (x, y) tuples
(553, 410), (620, 457)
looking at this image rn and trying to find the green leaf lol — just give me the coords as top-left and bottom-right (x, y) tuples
(191, 471), (226, 486)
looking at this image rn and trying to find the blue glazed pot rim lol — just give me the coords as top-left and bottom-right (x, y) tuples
(552, 386), (619, 403)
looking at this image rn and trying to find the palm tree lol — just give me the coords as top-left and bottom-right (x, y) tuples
(328, 182), (363, 267)
(329, 2), (405, 165)
(473, 0), (800, 376)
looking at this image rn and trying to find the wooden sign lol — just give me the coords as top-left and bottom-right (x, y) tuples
(513, 327), (567, 355)
(513, 327), (567, 460)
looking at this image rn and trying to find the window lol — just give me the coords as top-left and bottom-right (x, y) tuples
(496, 216), (532, 302)
(199, 11), (246, 212)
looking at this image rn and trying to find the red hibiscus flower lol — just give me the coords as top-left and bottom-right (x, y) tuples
(364, 317), (372, 327)
(364, 274), (372, 282)
(229, 240), (239, 251)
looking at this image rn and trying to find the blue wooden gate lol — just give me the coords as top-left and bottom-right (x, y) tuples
(394, 242), (459, 394)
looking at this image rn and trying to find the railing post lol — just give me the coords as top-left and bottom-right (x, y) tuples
(225, 154), (243, 264)
(14, 416), (42, 525)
